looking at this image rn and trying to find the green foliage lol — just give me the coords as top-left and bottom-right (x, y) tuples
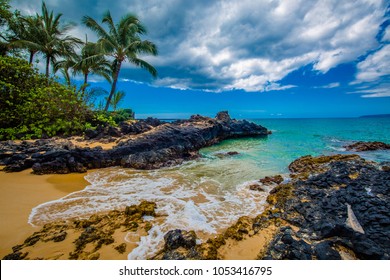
(0, 56), (91, 140)
(0, 0), (12, 28)
(109, 90), (125, 111)
(109, 109), (134, 124)
(88, 110), (116, 128)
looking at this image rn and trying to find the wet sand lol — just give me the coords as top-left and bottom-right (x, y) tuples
(0, 169), (88, 258)
(0, 167), (272, 260)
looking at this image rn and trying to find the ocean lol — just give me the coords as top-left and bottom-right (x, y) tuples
(28, 117), (390, 259)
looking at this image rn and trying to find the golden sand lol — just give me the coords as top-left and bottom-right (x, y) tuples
(0, 169), (88, 258)
(218, 225), (277, 260)
(69, 137), (117, 150)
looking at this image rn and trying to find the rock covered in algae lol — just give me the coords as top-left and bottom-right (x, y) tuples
(2, 201), (157, 260)
(154, 154), (390, 260)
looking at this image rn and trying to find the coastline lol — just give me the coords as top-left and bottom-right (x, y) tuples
(0, 115), (389, 260)
(0, 168), (88, 258)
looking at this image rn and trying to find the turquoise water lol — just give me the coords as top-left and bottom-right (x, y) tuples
(29, 117), (390, 259)
(201, 117), (390, 175)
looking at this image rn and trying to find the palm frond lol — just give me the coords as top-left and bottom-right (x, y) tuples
(82, 15), (112, 42)
(127, 55), (157, 78)
(102, 11), (118, 40)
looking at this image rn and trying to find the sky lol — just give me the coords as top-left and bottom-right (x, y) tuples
(10, 0), (390, 119)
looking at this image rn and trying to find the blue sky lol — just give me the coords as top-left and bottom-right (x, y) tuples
(11, 0), (390, 118)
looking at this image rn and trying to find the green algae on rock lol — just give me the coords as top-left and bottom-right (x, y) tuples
(154, 154), (390, 260)
(2, 201), (157, 260)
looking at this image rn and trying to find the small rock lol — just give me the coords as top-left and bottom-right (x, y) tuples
(214, 151), (239, 158)
(259, 175), (284, 185)
(115, 243), (127, 254)
(216, 111), (231, 122)
(164, 229), (197, 250)
(249, 183), (266, 192)
(314, 241), (341, 260)
(344, 141), (390, 152)
(52, 231), (67, 242)
(87, 252), (100, 260)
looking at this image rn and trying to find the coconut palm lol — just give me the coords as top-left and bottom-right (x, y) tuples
(14, 2), (82, 77)
(54, 39), (112, 92)
(82, 11), (158, 111)
(9, 15), (44, 64)
(73, 40), (112, 93)
(53, 52), (77, 86)
(0, 0), (16, 56)
(109, 90), (125, 111)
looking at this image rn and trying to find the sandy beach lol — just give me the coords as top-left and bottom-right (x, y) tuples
(0, 168), (88, 258)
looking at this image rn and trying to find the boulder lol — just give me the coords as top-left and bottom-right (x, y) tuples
(164, 229), (197, 250)
(344, 141), (390, 152)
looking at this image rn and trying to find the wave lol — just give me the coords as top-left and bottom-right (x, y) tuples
(28, 163), (272, 259)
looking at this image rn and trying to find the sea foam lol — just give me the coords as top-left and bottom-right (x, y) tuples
(28, 156), (272, 259)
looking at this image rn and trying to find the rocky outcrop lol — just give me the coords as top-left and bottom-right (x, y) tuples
(2, 201), (157, 260)
(344, 141), (390, 152)
(261, 155), (390, 260)
(155, 154), (390, 260)
(0, 112), (269, 174)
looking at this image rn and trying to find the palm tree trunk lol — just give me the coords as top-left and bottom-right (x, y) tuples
(45, 56), (50, 78)
(82, 72), (88, 95)
(84, 73), (88, 85)
(64, 69), (71, 86)
(29, 51), (36, 64)
(104, 60), (122, 112)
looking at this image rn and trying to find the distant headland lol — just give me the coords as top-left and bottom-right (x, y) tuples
(359, 114), (390, 118)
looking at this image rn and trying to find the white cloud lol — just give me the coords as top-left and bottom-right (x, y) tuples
(153, 77), (192, 90)
(348, 82), (390, 98)
(383, 26), (390, 42)
(10, 0), (388, 93)
(149, 0), (386, 91)
(354, 45), (390, 83)
(317, 82), (341, 89)
(360, 88), (390, 98)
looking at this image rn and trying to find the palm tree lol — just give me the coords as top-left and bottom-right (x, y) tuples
(73, 39), (112, 94)
(14, 2), (82, 77)
(40, 2), (82, 78)
(109, 90), (126, 111)
(54, 39), (112, 92)
(0, 0), (12, 55)
(82, 11), (158, 111)
(11, 16), (43, 64)
(53, 52), (77, 86)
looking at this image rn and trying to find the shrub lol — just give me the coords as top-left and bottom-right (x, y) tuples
(0, 56), (91, 139)
(109, 108), (134, 124)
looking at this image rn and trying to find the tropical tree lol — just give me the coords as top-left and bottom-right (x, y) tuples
(53, 52), (77, 86)
(54, 39), (112, 94)
(73, 40), (112, 94)
(9, 15), (45, 64)
(0, 0), (16, 56)
(109, 90), (125, 111)
(14, 2), (82, 78)
(0, 0), (12, 27)
(82, 11), (158, 111)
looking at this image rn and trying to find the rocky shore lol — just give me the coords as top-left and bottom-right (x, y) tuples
(3, 153), (389, 260)
(1, 115), (389, 260)
(155, 154), (390, 260)
(0, 112), (269, 174)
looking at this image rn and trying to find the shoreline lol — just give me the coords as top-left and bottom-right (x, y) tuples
(0, 113), (389, 259)
(0, 169), (88, 258)
(1, 153), (389, 260)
